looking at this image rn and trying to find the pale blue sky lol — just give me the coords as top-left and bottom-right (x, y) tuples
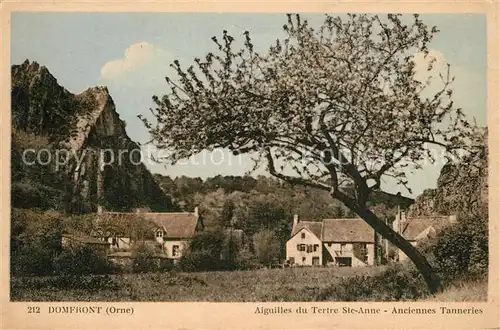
(11, 13), (486, 198)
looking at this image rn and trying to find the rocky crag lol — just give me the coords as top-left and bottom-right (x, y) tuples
(11, 60), (172, 212)
(408, 130), (488, 217)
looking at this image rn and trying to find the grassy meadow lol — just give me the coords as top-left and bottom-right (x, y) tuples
(11, 266), (385, 302)
(10, 266), (487, 302)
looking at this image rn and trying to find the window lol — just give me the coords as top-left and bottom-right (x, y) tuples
(172, 245), (180, 257)
(302, 257), (306, 262)
(156, 230), (164, 238)
(328, 243), (332, 247)
(288, 257), (295, 264)
(297, 244), (306, 251)
(312, 257), (320, 266)
(313, 244), (319, 252)
(336, 257), (352, 267)
(301, 232), (306, 239)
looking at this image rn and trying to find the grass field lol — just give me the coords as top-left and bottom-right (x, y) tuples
(11, 266), (385, 302)
(10, 266), (487, 302)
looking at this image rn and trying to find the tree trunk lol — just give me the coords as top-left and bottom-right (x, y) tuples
(352, 204), (441, 294)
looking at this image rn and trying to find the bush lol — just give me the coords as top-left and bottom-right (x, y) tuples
(131, 243), (159, 273)
(316, 263), (428, 301)
(11, 246), (55, 276)
(178, 250), (223, 272)
(53, 245), (113, 275)
(422, 215), (488, 282)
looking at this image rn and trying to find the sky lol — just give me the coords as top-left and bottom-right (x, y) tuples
(10, 13), (486, 198)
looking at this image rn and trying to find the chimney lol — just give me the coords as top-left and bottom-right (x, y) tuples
(293, 214), (299, 228)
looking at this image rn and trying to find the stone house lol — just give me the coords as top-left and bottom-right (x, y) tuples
(286, 215), (377, 267)
(391, 211), (457, 261)
(97, 207), (204, 263)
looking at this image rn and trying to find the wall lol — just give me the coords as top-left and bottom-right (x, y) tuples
(286, 228), (322, 266)
(323, 242), (374, 267)
(107, 237), (131, 251)
(398, 241), (417, 261)
(161, 240), (189, 259)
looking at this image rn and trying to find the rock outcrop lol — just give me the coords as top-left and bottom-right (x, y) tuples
(11, 60), (172, 212)
(408, 130), (488, 217)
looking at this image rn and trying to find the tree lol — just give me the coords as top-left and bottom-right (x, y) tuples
(253, 229), (282, 265)
(142, 13), (480, 293)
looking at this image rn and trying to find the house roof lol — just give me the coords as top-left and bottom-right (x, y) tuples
(62, 230), (110, 245)
(291, 221), (323, 240)
(322, 219), (375, 243)
(142, 212), (199, 238)
(99, 211), (199, 239)
(401, 216), (452, 241)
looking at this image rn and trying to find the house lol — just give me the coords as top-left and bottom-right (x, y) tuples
(286, 215), (377, 267)
(97, 207), (204, 262)
(392, 211), (457, 261)
(60, 229), (110, 256)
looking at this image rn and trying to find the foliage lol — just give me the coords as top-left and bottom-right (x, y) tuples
(143, 13), (481, 293)
(179, 231), (225, 271)
(252, 229), (282, 265)
(53, 245), (113, 275)
(422, 213), (488, 282)
(10, 208), (63, 276)
(131, 242), (160, 273)
(317, 263), (428, 301)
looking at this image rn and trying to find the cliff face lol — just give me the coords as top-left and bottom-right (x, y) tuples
(408, 131), (488, 217)
(11, 60), (172, 212)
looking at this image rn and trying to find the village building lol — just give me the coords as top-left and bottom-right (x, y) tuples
(286, 215), (377, 267)
(391, 211), (457, 261)
(97, 207), (204, 263)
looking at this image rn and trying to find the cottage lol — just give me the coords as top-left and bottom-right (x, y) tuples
(392, 211), (457, 261)
(286, 215), (376, 267)
(97, 207), (203, 262)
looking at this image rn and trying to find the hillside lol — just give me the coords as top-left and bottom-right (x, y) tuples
(11, 60), (173, 212)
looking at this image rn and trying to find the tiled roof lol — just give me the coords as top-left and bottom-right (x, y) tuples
(291, 221), (323, 240)
(322, 219), (375, 243)
(401, 216), (452, 241)
(100, 211), (199, 239)
(62, 230), (110, 245)
(142, 212), (199, 238)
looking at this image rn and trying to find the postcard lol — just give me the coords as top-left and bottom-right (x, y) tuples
(1, 1), (499, 329)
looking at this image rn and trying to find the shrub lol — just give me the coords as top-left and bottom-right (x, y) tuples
(11, 245), (55, 276)
(131, 243), (159, 273)
(422, 215), (488, 282)
(315, 263), (428, 301)
(53, 245), (113, 275)
(178, 250), (223, 272)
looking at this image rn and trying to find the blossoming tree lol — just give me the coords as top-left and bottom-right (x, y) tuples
(141, 14), (478, 293)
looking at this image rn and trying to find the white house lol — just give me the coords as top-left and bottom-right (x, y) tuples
(286, 215), (377, 267)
